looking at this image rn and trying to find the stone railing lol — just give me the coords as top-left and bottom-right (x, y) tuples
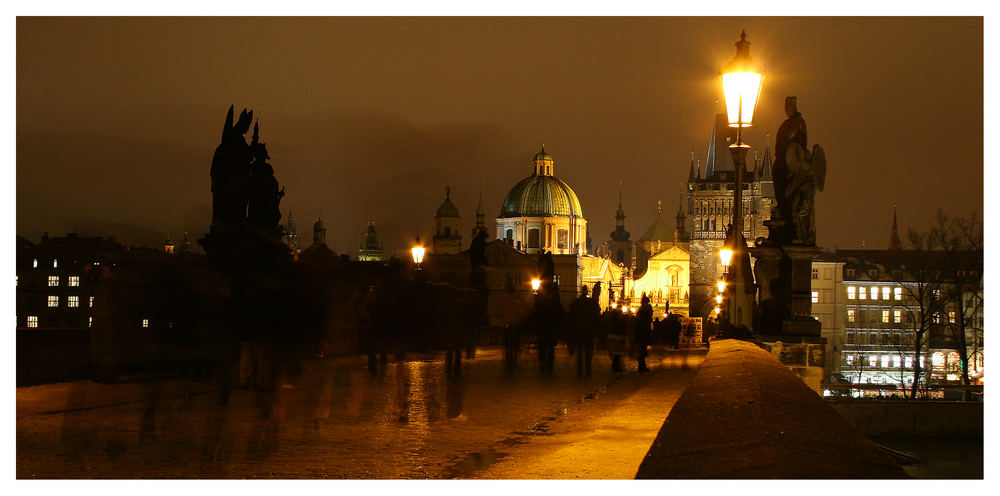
(635, 339), (906, 478)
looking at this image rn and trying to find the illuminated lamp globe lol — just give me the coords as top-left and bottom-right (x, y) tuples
(720, 31), (763, 129)
(715, 294), (724, 305)
(717, 280), (727, 293)
(719, 248), (734, 270)
(411, 235), (425, 265)
(531, 278), (541, 293)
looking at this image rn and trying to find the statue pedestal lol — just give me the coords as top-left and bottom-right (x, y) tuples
(783, 245), (821, 317)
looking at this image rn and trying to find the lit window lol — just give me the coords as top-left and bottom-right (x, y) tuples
(893, 310), (902, 323)
(882, 310), (890, 323)
(845, 355), (854, 366)
(89, 296), (94, 308)
(869, 355), (878, 367)
(67, 296), (79, 308)
(933, 290), (941, 300)
(894, 287), (902, 300)
(859, 287), (866, 300)
(933, 314), (941, 324)
(27, 316), (38, 328)
(811, 291), (819, 303)
(932, 352), (945, 369)
(919, 356), (925, 368)
(811, 268), (819, 279)
(847, 287), (856, 299)
(68, 276), (80, 287)
(893, 356), (901, 368)
(142, 319), (149, 328)
(32, 259), (38, 268)
(53, 259), (58, 268)
(48, 276), (59, 287)
(881, 355), (890, 368)
(948, 311), (956, 324)
(847, 309), (855, 323)
(88, 317), (93, 328)
(47, 296), (59, 307)
(882, 287), (890, 300)
(870, 287), (878, 300)
(905, 356), (913, 368)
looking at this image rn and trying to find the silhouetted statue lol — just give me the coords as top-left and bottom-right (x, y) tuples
(210, 105), (253, 229)
(247, 122), (285, 234)
(772, 97), (826, 245)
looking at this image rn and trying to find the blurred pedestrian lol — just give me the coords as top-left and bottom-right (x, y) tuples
(568, 285), (601, 376)
(633, 295), (653, 372)
(607, 304), (628, 373)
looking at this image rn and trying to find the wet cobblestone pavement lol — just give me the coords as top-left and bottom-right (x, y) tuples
(17, 346), (704, 479)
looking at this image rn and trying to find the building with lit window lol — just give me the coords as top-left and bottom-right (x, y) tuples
(828, 249), (983, 391)
(16, 232), (206, 384)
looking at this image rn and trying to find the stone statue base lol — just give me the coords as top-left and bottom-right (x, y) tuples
(781, 315), (821, 336)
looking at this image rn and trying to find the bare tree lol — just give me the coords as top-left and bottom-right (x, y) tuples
(931, 210), (983, 399)
(889, 229), (950, 400)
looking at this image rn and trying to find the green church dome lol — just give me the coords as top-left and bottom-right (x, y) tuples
(500, 175), (584, 218)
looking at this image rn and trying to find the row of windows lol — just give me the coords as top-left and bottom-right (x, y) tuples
(847, 308), (905, 324)
(46, 296), (93, 308)
(46, 275), (80, 287)
(847, 286), (902, 301)
(844, 354), (922, 369)
(845, 331), (911, 345)
(31, 259), (59, 268)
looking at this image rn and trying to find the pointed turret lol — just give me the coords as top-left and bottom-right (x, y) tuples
(704, 113), (739, 178)
(688, 149), (696, 180)
(760, 133), (773, 180)
(472, 184), (488, 238)
(610, 185), (631, 242)
(675, 194), (690, 242)
(888, 206), (903, 250)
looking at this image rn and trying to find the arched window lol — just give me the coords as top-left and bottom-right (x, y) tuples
(506, 229), (513, 240)
(444, 226), (451, 237)
(528, 229), (540, 248)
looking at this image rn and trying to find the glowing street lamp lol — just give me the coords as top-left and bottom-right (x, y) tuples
(713, 31), (763, 334)
(717, 280), (727, 293)
(719, 248), (734, 272)
(720, 30), (763, 138)
(715, 294), (724, 305)
(411, 235), (425, 268)
(610, 302), (618, 309)
(531, 278), (541, 294)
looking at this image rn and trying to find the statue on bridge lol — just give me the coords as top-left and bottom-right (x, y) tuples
(772, 97), (826, 246)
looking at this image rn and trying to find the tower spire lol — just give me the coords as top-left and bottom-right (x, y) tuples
(888, 205), (903, 250)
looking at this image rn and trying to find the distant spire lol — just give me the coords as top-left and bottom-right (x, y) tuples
(445, 185), (451, 200)
(657, 200), (663, 216)
(688, 149), (696, 180)
(760, 133), (773, 180)
(696, 155), (702, 179)
(888, 205), (903, 250)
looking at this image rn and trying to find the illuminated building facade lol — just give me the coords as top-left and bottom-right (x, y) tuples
(357, 222), (385, 262)
(686, 113), (775, 318)
(496, 148), (588, 256)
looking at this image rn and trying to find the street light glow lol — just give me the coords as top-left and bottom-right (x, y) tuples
(720, 31), (763, 129)
(719, 248), (734, 269)
(531, 278), (541, 293)
(717, 280), (726, 293)
(411, 236), (425, 265)
(715, 294), (723, 305)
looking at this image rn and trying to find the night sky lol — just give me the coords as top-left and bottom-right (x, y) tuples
(16, 17), (983, 256)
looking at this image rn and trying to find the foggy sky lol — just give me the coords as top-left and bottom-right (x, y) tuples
(16, 17), (983, 256)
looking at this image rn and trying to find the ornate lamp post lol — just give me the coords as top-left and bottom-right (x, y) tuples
(718, 31), (763, 334)
(411, 235), (425, 270)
